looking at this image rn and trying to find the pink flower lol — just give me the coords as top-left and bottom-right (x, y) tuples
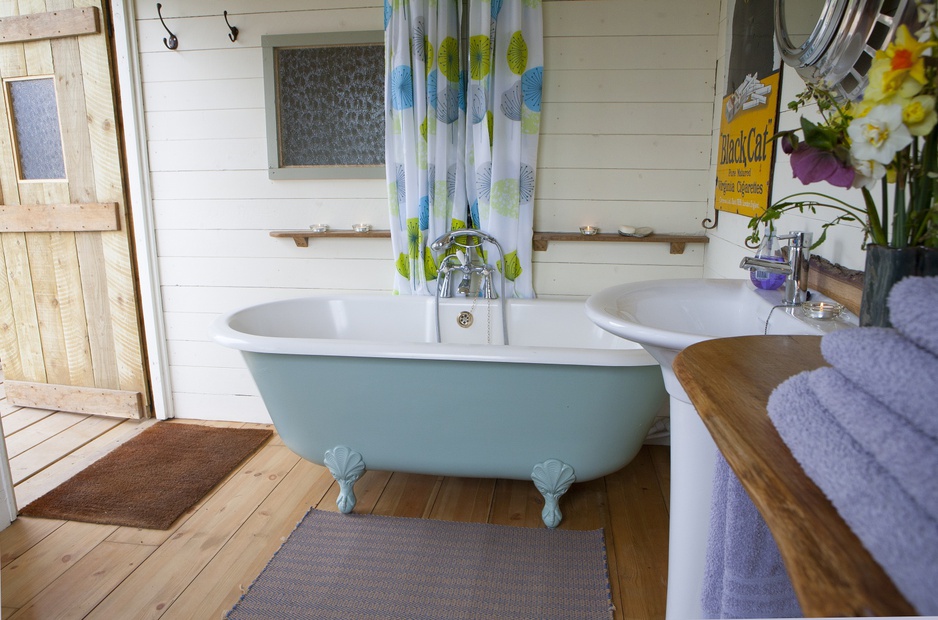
(783, 136), (855, 188)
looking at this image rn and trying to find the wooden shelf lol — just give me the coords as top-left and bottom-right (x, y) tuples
(674, 336), (915, 618)
(270, 229), (709, 255)
(270, 229), (391, 247)
(532, 232), (708, 254)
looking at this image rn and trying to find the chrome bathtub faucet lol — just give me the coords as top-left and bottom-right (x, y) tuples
(740, 230), (812, 305)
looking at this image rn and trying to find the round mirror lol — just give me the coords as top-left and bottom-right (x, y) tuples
(775, 0), (919, 101)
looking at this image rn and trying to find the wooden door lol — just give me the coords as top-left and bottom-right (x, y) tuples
(0, 1), (150, 419)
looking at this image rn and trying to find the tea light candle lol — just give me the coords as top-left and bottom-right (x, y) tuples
(352, 223), (372, 233)
(579, 226), (599, 236)
(309, 224), (329, 233)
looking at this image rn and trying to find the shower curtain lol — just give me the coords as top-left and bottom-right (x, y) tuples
(385, 0), (542, 297)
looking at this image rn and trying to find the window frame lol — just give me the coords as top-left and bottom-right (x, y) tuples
(262, 31), (386, 180)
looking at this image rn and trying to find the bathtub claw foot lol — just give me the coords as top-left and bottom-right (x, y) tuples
(324, 446), (365, 514)
(531, 459), (576, 528)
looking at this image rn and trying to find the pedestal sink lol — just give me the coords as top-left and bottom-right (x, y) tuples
(585, 278), (856, 620)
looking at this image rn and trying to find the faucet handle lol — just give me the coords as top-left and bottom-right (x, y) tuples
(777, 231), (813, 247)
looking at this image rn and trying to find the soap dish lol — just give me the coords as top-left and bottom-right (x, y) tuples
(618, 226), (654, 237)
(802, 300), (844, 320)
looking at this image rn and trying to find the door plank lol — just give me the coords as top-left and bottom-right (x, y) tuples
(5, 380), (145, 418)
(0, 36), (26, 77)
(0, 203), (120, 232)
(0, 234), (45, 382)
(25, 233), (71, 385)
(0, 241), (25, 380)
(50, 231), (95, 386)
(0, 7), (99, 44)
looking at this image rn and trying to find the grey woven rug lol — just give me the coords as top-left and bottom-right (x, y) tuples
(227, 509), (613, 619)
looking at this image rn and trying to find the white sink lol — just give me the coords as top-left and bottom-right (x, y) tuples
(585, 278), (855, 620)
(585, 277), (855, 354)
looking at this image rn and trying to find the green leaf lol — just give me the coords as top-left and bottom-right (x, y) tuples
(800, 116), (838, 151)
(507, 31), (528, 75)
(396, 253), (410, 278)
(424, 249), (438, 280)
(497, 250), (523, 281)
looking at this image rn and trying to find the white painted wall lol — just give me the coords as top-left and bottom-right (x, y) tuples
(130, 0), (721, 422)
(704, 0), (869, 279)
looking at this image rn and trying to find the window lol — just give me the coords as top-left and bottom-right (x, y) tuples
(5, 77), (67, 181)
(262, 32), (385, 179)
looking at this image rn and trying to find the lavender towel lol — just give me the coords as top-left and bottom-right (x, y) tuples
(701, 454), (802, 619)
(769, 372), (938, 615)
(820, 327), (938, 441)
(888, 276), (938, 357)
(807, 367), (938, 522)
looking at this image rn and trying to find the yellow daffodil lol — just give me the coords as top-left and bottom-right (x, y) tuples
(902, 95), (938, 135)
(865, 25), (931, 103)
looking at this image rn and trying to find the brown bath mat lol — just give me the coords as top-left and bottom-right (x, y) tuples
(19, 422), (272, 529)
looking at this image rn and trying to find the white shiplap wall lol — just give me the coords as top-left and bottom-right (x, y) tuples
(133, 0), (720, 422)
(704, 0), (869, 279)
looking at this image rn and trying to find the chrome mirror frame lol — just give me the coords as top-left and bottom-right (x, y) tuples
(775, 0), (919, 101)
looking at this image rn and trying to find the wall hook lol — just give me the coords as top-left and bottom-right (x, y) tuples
(157, 3), (178, 50)
(224, 11), (238, 42)
(702, 210), (719, 230)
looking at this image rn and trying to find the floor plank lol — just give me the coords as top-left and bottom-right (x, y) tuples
(0, 410), (671, 619)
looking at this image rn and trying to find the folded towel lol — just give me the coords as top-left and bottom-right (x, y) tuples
(701, 454), (802, 619)
(769, 371), (938, 615)
(888, 276), (938, 357)
(820, 327), (938, 441)
(807, 367), (938, 523)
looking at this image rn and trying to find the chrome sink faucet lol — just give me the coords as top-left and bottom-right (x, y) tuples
(739, 231), (813, 305)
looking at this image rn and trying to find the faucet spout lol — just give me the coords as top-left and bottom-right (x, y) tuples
(740, 230), (812, 305)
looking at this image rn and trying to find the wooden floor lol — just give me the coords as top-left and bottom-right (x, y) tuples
(0, 386), (671, 619)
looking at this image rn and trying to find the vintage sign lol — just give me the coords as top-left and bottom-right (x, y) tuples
(715, 70), (782, 218)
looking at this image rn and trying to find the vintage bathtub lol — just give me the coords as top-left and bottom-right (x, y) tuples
(210, 295), (666, 527)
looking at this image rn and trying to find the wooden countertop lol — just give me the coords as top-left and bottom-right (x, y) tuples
(673, 335), (915, 617)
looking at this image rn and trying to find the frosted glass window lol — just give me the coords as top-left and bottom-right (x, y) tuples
(7, 78), (66, 181)
(263, 32), (385, 179)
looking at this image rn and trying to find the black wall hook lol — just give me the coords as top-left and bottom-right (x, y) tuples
(157, 3), (178, 50)
(224, 11), (238, 42)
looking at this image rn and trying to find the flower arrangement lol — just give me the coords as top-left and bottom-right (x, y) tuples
(748, 4), (938, 251)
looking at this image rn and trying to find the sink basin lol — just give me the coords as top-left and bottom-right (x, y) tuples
(585, 277), (855, 354)
(585, 278), (856, 620)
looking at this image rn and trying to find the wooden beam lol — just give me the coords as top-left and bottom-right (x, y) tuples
(0, 7), (100, 44)
(5, 380), (149, 419)
(0, 203), (120, 232)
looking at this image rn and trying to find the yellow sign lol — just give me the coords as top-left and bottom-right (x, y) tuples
(715, 71), (781, 218)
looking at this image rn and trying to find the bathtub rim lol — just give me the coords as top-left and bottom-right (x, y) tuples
(209, 294), (659, 368)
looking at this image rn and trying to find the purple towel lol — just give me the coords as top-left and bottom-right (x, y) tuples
(807, 367), (938, 522)
(700, 454), (801, 619)
(769, 372), (938, 615)
(820, 327), (938, 440)
(888, 276), (938, 357)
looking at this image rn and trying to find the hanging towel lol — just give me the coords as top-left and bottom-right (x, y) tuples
(701, 454), (802, 619)
(769, 372), (938, 615)
(888, 276), (938, 357)
(807, 367), (938, 522)
(820, 327), (938, 440)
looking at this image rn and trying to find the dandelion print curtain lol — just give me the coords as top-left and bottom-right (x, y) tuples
(385, 0), (543, 297)
(385, 0), (467, 295)
(465, 0), (542, 298)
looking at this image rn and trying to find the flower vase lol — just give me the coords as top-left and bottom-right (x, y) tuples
(860, 244), (938, 327)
